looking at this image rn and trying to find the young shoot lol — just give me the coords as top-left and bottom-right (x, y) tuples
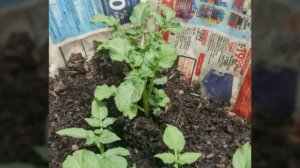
(56, 84), (130, 168)
(154, 124), (202, 168)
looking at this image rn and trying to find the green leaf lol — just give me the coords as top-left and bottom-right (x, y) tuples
(94, 129), (105, 135)
(99, 155), (128, 168)
(115, 79), (144, 119)
(94, 85), (116, 101)
(154, 153), (176, 164)
(149, 89), (170, 107)
(138, 65), (154, 78)
(85, 131), (96, 145)
(163, 124), (185, 152)
(158, 44), (177, 69)
(104, 147), (130, 157)
(56, 128), (90, 139)
(62, 150), (99, 168)
(150, 12), (164, 26)
(91, 100), (108, 119)
(91, 14), (119, 27)
(178, 152), (202, 165)
(102, 117), (117, 128)
(144, 50), (157, 65)
(128, 51), (143, 67)
(232, 142), (251, 168)
(154, 76), (168, 85)
(161, 5), (176, 22)
(164, 23), (184, 33)
(85, 118), (101, 127)
(97, 130), (121, 144)
(104, 38), (133, 62)
(130, 2), (150, 26)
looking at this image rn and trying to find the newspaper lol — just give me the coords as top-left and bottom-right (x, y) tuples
(49, 0), (141, 76)
(49, 0), (251, 119)
(161, 0), (251, 119)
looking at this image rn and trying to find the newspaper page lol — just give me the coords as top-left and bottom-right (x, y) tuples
(49, 0), (140, 77)
(161, 0), (252, 119)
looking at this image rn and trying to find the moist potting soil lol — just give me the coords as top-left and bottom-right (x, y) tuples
(49, 54), (250, 168)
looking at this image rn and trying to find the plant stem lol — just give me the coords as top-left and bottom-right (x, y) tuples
(100, 144), (105, 154)
(174, 150), (179, 168)
(136, 104), (145, 112)
(142, 82), (150, 117)
(142, 65), (158, 117)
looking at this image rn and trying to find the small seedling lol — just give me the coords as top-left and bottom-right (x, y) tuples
(154, 124), (202, 168)
(232, 142), (251, 168)
(56, 85), (130, 168)
(92, 1), (184, 119)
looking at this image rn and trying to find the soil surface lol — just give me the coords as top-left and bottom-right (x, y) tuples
(0, 32), (48, 166)
(49, 54), (251, 168)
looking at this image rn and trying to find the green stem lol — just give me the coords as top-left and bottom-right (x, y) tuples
(129, 64), (136, 70)
(136, 104), (145, 112)
(142, 82), (150, 117)
(100, 144), (105, 154)
(97, 143), (105, 154)
(142, 65), (158, 117)
(174, 150), (179, 168)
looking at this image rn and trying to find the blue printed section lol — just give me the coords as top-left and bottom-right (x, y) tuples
(49, 0), (139, 44)
(173, 0), (251, 40)
(201, 69), (233, 102)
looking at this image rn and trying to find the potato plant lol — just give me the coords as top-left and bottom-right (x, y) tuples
(154, 125), (202, 168)
(56, 85), (130, 168)
(232, 142), (251, 168)
(91, 1), (183, 119)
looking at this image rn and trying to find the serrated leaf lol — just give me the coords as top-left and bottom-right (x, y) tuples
(115, 79), (144, 119)
(85, 118), (101, 127)
(178, 152), (202, 165)
(158, 44), (177, 69)
(130, 2), (150, 26)
(99, 155), (128, 168)
(97, 130), (120, 144)
(154, 76), (168, 85)
(154, 153), (176, 164)
(149, 89), (170, 107)
(163, 124), (185, 152)
(103, 38), (133, 62)
(91, 100), (108, 119)
(94, 85), (116, 101)
(62, 149), (99, 168)
(56, 128), (90, 139)
(161, 5), (176, 22)
(144, 50), (157, 65)
(138, 65), (154, 78)
(232, 142), (251, 168)
(102, 117), (117, 128)
(91, 14), (119, 27)
(104, 147), (130, 157)
(151, 12), (164, 26)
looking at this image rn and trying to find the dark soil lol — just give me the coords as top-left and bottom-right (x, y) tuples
(49, 54), (251, 168)
(0, 32), (48, 166)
